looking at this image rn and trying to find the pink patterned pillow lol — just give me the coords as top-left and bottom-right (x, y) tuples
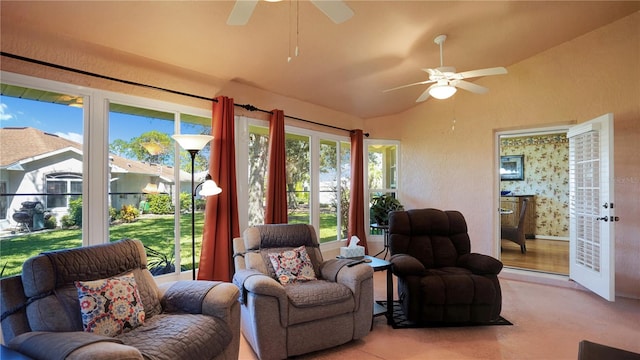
(268, 245), (317, 285)
(75, 273), (145, 336)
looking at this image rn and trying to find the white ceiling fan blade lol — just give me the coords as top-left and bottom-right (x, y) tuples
(310, 0), (354, 24)
(227, 0), (258, 26)
(451, 80), (489, 94)
(416, 88), (431, 102)
(456, 67), (507, 79)
(383, 80), (435, 93)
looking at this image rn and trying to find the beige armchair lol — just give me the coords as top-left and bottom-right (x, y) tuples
(232, 224), (373, 360)
(1, 239), (240, 360)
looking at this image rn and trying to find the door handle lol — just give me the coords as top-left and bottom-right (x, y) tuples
(596, 217), (608, 222)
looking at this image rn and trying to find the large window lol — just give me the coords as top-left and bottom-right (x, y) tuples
(0, 83), (85, 277)
(240, 120), (351, 243)
(1, 73), (211, 280)
(1, 72), (402, 280)
(108, 102), (212, 276)
(46, 173), (82, 208)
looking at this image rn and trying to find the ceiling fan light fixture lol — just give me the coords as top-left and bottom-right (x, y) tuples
(428, 83), (457, 100)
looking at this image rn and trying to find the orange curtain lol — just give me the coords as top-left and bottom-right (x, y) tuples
(199, 96), (239, 282)
(348, 129), (368, 253)
(265, 109), (288, 223)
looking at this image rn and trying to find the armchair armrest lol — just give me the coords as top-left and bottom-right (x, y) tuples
(333, 262), (373, 313)
(8, 331), (142, 360)
(159, 280), (231, 314)
(232, 269), (289, 327)
(233, 269), (286, 299)
(390, 254), (426, 276)
(457, 253), (503, 275)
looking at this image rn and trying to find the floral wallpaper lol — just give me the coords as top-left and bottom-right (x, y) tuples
(500, 133), (569, 237)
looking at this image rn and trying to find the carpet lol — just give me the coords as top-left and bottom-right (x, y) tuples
(377, 301), (513, 329)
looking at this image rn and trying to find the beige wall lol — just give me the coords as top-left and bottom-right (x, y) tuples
(368, 12), (640, 299)
(1, 11), (637, 299)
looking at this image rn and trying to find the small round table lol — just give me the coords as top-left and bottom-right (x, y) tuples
(370, 223), (390, 259)
(364, 255), (394, 325)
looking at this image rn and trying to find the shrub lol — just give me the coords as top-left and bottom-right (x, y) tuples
(61, 215), (75, 228)
(119, 204), (139, 223)
(179, 192), (191, 212)
(147, 194), (174, 215)
(68, 197), (83, 227)
(109, 207), (118, 222)
(44, 215), (57, 229)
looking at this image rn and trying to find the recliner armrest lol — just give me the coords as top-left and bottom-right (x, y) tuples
(8, 331), (142, 360)
(159, 280), (235, 315)
(457, 253), (503, 275)
(390, 254), (426, 276)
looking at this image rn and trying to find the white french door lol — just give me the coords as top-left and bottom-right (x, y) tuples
(568, 113), (615, 301)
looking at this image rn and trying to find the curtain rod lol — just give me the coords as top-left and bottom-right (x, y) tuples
(1, 52), (367, 136)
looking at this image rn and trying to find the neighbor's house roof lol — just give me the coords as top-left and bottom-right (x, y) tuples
(0, 127), (189, 182)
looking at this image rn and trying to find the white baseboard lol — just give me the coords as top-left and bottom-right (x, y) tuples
(534, 235), (569, 241)
(500, 268), (586, 291)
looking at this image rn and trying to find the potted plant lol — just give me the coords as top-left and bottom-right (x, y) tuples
(370, 194), (404, 226)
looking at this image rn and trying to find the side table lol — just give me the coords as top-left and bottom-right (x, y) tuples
(364, 255), (394, 325)
(370, 224), (390, 259)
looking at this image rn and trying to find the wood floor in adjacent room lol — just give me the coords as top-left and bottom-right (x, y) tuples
(501, 238), (569, 275)
(238, 266), (640, 360)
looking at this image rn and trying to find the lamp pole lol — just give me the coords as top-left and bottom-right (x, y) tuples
(172, 134), (214, 281)
(188, 149), (198, 280)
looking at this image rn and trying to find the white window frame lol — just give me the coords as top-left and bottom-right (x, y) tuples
(2, 71), (209, 281)
(235, 116), (351, 250)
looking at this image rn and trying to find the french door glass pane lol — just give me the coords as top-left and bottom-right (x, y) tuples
(368, 143), (399, 233)
(0, 85), (84, 277)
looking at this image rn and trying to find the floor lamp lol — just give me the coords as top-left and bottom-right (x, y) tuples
(172, 134), (221, 280)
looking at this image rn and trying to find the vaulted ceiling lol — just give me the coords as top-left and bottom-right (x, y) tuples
(1, 1), (638, 119)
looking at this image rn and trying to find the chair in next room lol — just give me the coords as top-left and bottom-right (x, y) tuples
(501, 198), (529, 253)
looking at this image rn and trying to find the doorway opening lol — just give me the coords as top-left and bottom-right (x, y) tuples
(497, 126), (571, 275)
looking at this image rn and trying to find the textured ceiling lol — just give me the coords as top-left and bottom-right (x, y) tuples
(1, 1), (638, 119)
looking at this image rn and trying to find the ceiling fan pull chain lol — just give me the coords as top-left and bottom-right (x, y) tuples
(287, 0), (292, 62)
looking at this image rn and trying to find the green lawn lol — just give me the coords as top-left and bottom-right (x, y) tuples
(0, 213), (203, 278)
(0, 211), (341, 278)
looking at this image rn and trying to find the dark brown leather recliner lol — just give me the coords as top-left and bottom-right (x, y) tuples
(389, 208), (503, 323)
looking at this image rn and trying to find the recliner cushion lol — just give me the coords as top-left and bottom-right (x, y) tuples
(116, 313), (231, 360)
(284, 280), (355, 325)
(284, 280), (352, 308)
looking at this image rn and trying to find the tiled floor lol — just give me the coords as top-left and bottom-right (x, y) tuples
(238, 271), (640, 359)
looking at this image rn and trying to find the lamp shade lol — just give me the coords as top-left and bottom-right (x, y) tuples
(428, 82), (457, 100)
(142, 183), (159, 194)
(172, 134), (213, 151)
(199, 179), (223, 197)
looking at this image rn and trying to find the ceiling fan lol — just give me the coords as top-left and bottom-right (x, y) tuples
(227, 0), (354, 26)
(384, 34), (508, 101)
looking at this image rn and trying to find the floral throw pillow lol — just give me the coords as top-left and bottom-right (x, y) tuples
(75, 273), (145, 336)
(268, 245), (317, 285)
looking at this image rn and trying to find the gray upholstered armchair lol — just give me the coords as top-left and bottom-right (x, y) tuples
(0, 239), (240, 360)
(232, 224), (373, 360)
